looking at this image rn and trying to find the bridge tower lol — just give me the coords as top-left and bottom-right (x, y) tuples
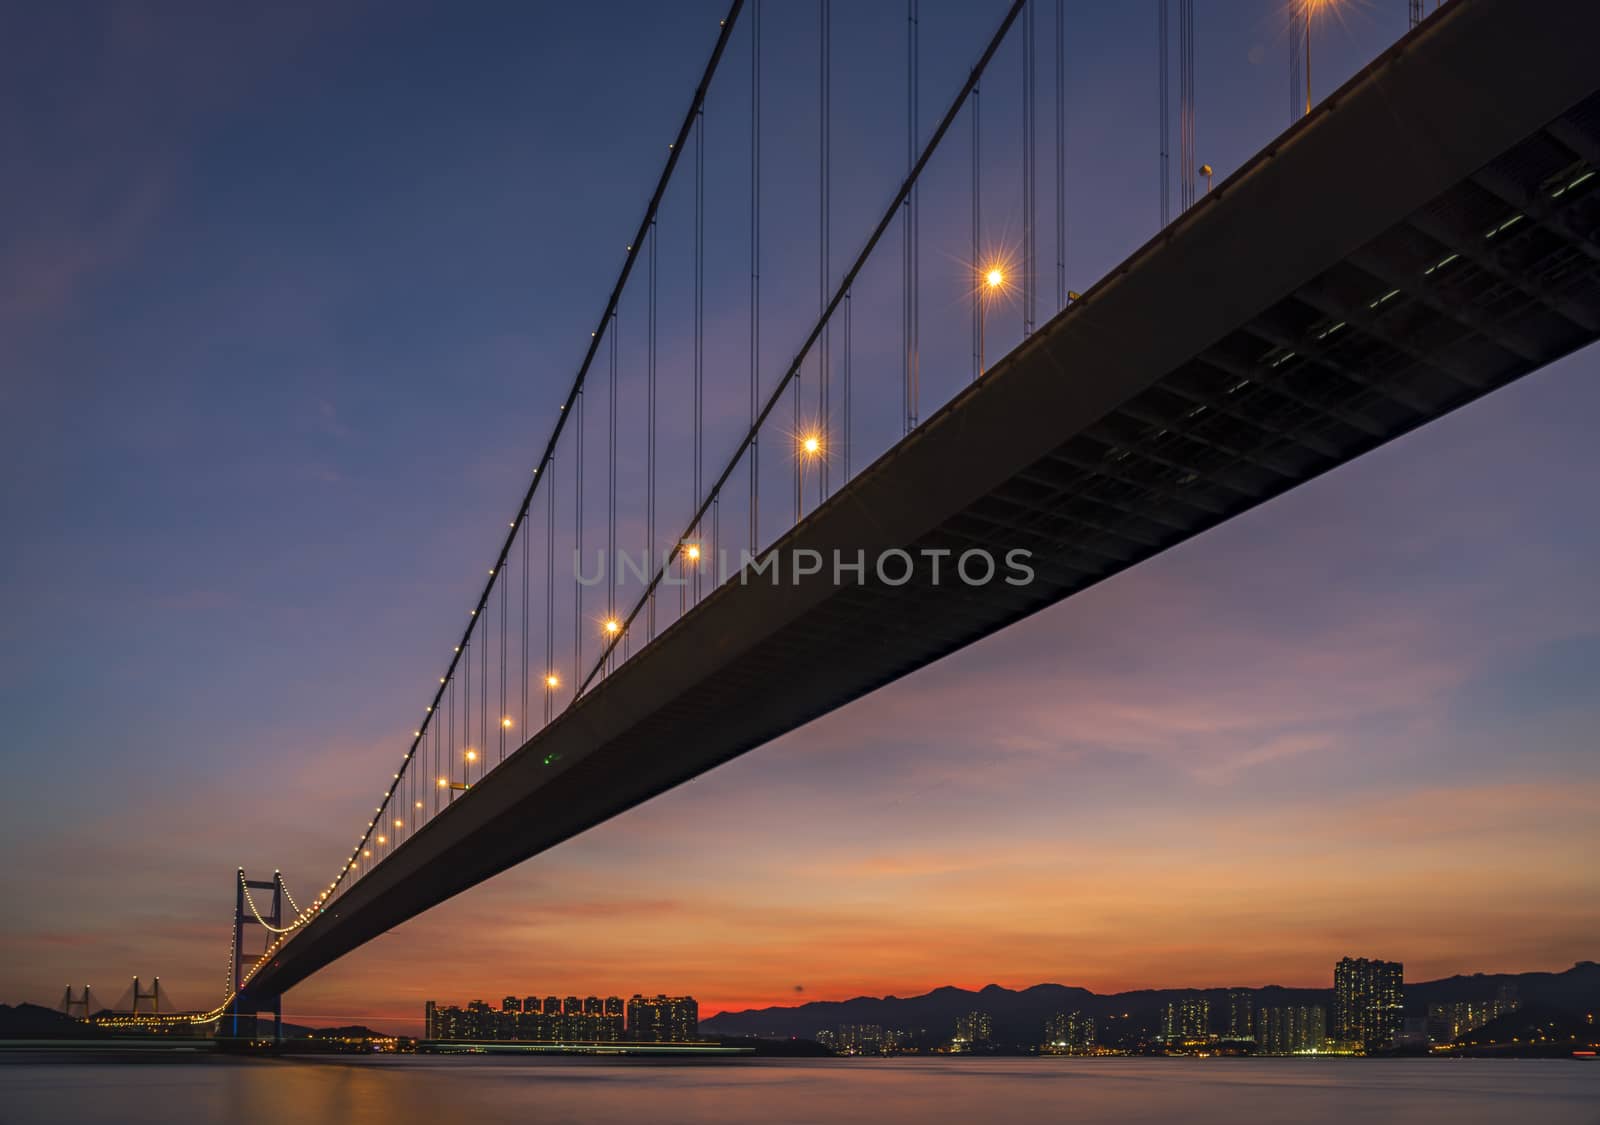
(129, 976), (160, 1016)
(227, 868), (283, 1040)
(59, 985), (95, 1021)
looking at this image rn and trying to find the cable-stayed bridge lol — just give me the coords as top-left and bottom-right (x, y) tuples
(170, 0), (1600, 1035)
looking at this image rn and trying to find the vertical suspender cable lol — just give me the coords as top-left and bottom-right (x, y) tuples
(1179, 0), (1194, 212)
(480, 605), (487, 779)
(521, 500), (528, 734)
(499, 559), (507, 763)
(573, 387), (583, 694)
(648, 221), (658, 639)
(608, 312), (618, 669)
(546, 457), (556, 722)
(1159, 0), (1169, 227)
(907, 0), (920, 432)
(843, 288), (851, 479)
(694, 108), (706, 601)
(818, 0), (830, 504)
(1023, 0), (1034, 335)
(1289, 2), (1302, 125)
(749, 0), (762, 556)
(792, 67), (803, 529)
(972, 83), (980, 381)
(1055, 0), (1065, 311)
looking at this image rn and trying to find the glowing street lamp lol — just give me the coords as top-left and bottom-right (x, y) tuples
(979, 264), (1005, 377)
(1300, 0), (1339, 117)
(603, 618), (621, 637)
(545, 673), (560, 689)
(501, 716), (513, 730)
(801, 434), (822, 458)
(464, 748), (478, 763)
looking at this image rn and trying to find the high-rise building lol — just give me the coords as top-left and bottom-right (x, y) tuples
(583, 996), (602, 1015)
(1226, 991), (1253, 1039)
(1427, 986), (1520, 1043)
(1256, 1006), (1327, 1054)
(1042, 1011), (1096, 1054)
(522, 996), (540, 1015)
(953, 1011), (992, 1049)
(502, 996), (522, 1013)
(423, 1000), (438, 1040)
(431, 1003), (467, 1040)
(544, 996), (561, 1016)
(1160, 997), (1210, 1043)
(1333, 958), (1404, 1051)
(604, 996), (624, 1018)
(836, 1024), (885, 1055)
(626, 995), (699, 1042)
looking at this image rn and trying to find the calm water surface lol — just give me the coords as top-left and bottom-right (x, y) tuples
(2, 1055), (1596, 1124)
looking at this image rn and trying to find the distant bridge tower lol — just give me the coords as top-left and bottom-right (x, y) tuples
(227, 868), (285, 1040)
(129, 976), (161, 1016)
(59, 985), (96, 1021)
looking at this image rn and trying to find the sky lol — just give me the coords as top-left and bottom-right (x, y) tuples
(1, 0), (1595, 1033)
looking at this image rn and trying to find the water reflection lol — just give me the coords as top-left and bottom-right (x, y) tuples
(2, 1056), (1597, 1125)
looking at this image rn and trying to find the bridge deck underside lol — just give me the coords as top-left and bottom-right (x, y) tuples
(865, 97), (1600, 659)
(247, 1), (1600, 999)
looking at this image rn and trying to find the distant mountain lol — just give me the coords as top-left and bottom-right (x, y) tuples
(1452, 1002), (1598, 1048)
(1404, 961), (1600, 1012)
(701, 962), (1600, 1043)
(0, 1003), (103, 1039)
(291, 1024), (391, 1041)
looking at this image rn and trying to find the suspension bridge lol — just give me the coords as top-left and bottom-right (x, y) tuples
(56, 979), (214, 1033)
(128, 0), (1599, 1037)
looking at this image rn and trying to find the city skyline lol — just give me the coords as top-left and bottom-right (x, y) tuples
(2, 0), (1597, 1036)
